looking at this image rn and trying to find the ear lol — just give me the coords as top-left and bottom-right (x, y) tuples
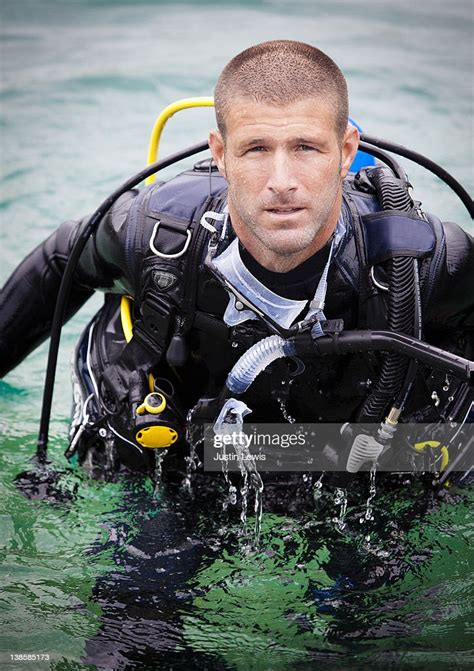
(208, 128), (227, 179)
(340, 124), (360, 178)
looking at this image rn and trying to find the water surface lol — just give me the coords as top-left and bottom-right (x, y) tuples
(0, 1), (472, 669)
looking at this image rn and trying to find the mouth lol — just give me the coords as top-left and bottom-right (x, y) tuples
(265, 207), (305, 216)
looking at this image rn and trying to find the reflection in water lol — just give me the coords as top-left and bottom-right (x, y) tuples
(79, 468), (472, 670)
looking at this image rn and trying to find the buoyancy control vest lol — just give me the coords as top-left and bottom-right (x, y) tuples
(97, 159), (459, 433)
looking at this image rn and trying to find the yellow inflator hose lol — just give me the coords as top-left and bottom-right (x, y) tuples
(145, 97), (214, 185)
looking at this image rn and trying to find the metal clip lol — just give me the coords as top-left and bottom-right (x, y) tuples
(65, 394), (94, 458)
(150, 220), (191, 259)
(369, 266), (389, 292)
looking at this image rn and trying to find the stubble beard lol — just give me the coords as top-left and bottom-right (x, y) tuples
(229, 184), (340, 263)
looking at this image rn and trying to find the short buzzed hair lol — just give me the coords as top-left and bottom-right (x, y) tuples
(215, 40), (349, 142)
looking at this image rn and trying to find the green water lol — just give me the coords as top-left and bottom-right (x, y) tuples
(1, 0), (473, 669)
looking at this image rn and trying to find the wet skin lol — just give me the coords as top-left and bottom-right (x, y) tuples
(209, 98), (359, 272)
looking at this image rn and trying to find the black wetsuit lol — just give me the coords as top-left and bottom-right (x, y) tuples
(1, 172), (473, 427)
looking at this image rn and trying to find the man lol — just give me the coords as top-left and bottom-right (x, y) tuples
(1, 41), (473, 477)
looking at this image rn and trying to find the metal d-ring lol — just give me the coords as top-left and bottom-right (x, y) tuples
(369, 266), (389, 292)
(149, 220), (192, 259)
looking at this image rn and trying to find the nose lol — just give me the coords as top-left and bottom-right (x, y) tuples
(266, 149), (298, 196)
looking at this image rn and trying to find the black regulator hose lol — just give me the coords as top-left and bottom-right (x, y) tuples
(358, 141), (405, 180)
(395, 259), (423, 411)
(36, 141), (209, 463)
(358, 256), (416, 421)
(357, 166), (417, 422)
(291, 331), (474, 384)
(360, 133), (474, 218)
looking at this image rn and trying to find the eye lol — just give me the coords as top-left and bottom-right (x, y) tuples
(297, 144), (315, 152)
(247, 145), (266, 153)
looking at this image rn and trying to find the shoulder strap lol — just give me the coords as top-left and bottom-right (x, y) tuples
(133, 169), (227, 366)
(343, 187), (380, 329)
(344, 170), (446, 330)
(101, 169), (227, 401)
(418, 212), (446, 312)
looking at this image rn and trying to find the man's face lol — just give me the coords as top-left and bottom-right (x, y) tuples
(209, 97), (358, 269)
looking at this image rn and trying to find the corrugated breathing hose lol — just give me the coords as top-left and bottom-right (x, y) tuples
(357, 167), (418, 422)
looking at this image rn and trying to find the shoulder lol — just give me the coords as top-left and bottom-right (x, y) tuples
(124, 166), (227, 292)
(441, 220), (474, 275)
(423, 216), (474, 331)
(94, 189), (139, 284)
(144, 166), (228, 221)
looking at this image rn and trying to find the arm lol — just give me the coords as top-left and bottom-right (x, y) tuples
(0, 190), (138, 377)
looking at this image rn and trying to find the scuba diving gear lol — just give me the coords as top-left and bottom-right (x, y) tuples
(212, 239), (308, 330)
(0, 94), (472, 471)
(201, 328), (474, 410)
(134, 393), (179, 449)
(137, 392), (167, 415)
(202, 325), (473, 474)
(36, 140), (210, 463)
(356, 166), (424, 426)
(226, 335), (298, 396)
(68, 296), (185, 474)
(345, 433), (386, 474)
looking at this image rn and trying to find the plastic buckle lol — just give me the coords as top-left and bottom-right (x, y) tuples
(320, 319), (345, 334)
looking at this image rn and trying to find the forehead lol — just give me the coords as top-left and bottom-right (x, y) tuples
(222, 97), (338, 140)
